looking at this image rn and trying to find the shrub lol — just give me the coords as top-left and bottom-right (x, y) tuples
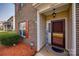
(0, 32), (20, 46)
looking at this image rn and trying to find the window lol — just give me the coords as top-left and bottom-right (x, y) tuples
(19, 22), (26, 38)
(48, 23), (51, 32)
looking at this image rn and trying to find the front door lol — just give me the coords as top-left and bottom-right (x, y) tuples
(51, 20), (65, 48)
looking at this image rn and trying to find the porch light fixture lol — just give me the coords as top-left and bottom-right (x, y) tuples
(52, 9), (56, 18)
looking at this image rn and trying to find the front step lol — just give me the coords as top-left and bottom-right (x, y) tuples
(46, 44), (70, 56)
(52, 46), (64, 53)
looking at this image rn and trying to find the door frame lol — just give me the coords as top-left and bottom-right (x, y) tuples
(36, 5), (68, 51)
(48, 17), (68, 50)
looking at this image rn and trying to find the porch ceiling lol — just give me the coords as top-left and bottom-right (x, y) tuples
(43, 4), (70, 16)
(32, 3), (57, 10)
(32, 3), (69, 16)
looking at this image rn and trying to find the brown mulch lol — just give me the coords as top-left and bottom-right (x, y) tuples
(0, 42), (36, 56)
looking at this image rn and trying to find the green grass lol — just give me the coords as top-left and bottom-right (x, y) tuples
(0, 32), (16, 39)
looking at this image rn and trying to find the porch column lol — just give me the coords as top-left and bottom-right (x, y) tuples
(37, 11), (41, 51)
(72, 3), (76, 56)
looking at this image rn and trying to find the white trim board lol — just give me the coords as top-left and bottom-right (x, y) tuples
(37, 11), (41, 51)
(70, 3), (76, 56)
(36, 4), (72, 52)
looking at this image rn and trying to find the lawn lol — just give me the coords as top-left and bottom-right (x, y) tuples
(0, 31), (16, 36)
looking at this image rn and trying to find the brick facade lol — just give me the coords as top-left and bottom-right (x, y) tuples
(15, 3), (37, 49)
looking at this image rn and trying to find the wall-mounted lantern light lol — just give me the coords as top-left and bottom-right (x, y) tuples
(52, 9), (56, 18)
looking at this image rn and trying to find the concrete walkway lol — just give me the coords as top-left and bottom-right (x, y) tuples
(35, 44), (68, 56)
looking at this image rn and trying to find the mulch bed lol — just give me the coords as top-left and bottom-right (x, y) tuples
(0, 41), (36, 56)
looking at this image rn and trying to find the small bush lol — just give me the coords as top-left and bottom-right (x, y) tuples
(0, 32), (20, 46)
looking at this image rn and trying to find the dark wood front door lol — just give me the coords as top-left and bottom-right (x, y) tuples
(51, 20), (65, 48)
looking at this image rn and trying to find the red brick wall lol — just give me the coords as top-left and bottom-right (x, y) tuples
(15, 3), (19, 33)
(15, 3), (37, 49)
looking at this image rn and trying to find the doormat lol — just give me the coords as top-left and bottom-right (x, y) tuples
(52, 46), (64, 53)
